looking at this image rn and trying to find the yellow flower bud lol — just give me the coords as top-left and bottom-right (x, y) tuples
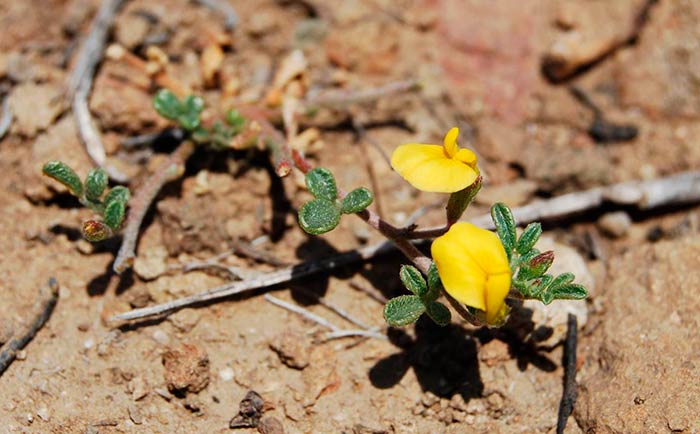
(390, 127), (479, 193)
(431, 222), (511, 325)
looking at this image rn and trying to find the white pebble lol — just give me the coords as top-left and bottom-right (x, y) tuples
(152, 329), (169, 345)
(219, 367), (235, 382)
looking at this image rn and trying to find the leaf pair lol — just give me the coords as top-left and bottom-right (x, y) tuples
(42, 161), (131, 241)
(298, 168), (373, 235)
(153, 89), (204, 131)
(491, 202), (587, 304)
(383, 264), (451, 327)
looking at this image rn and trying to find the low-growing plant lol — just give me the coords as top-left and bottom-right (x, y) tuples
(43, 90), (586, 330)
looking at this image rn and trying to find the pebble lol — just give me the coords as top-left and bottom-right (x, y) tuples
(133, 246), (168, 281)
(128, 403), (143, 425)
(83, 338), (95, 350)
(597, 211), (632, 238)
(152, 329), (170, 345)
(269, 330), (311, 370)
(219, 367), (235, 382)
(16, 350), (26, 360)
(162, 343), (210, 394)
(128, 376), (149, 401)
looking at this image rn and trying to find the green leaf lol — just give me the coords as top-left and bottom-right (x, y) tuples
(551, 283), (587, 300)
(153, 89), (182, 120)
(399, 265), (427, 297)
(425, 263), (441, 302)
(341, 187), (373, 214)
(516, 222), (542, 255)
(425, 301), (451, 326)
(178, 95), (204, 130)
(82, 220), (111, 242)
(383, 295), (425, 327)
(298, 198), (341, 235)
(445, 176), (481, 224)
(518, 251), (554, 281)
(305, 168), (337, 201)
(491, 203), (517, 255)
(42, 161), (83, 197)
(84, 168), (108, 202)
(104, 200), (126, 230)
(531, 274), (554, 298)
(104, 186), (130, 207)
(549, 272), (575, 291)
(225, 109), (246, 133)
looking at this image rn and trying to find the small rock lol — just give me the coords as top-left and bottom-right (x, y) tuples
(127, 376), (149, 401)
(152, 329), (170, 345)
(421, 392), (439, 408)
(230, 390), (265, 429)
(76, 239), (94, 255)
(127, 403), (143, 425)
(597, 211), (632, 238)
(16, 350), (26, 360)
(83, 338), (95, 350)
(258, 416), (285, 434)
(133, 246), (168, 281)
(219, 367), (235, 382)
(168, 310), (201, 333)
(114, 13), (150, 49)
(269, 330), (311, 370)
(8, 82), (64, 137)
(162, 343), (210, 394)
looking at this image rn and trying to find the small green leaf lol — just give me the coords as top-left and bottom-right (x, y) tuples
(298, 198), (341, 235)
(446, 176), (481, 224)
(42, 161), (83, 197)
(153, 89), (182, 120)
(425, 263), (441, 302)
(425, 301), (451, 326)
(225, 109), (246, 133)
(104, 186), (130, 207)
(82, 220), (111, 242)
(491, 203), (517, 255)
(518, 251), (554, 281)
(341, 187), (373, 214)
(178, 95), (204, 130)
(383, 295), (425, 327)
(531, 274), (554, 298)
(104, 200), (126, 230)
(399, 265), (427, 297)
(516, 222), (542, 254)
(305, 168), (337, 201)
(549, 272), (575, 291)
(84, 168), (108, 202)
(551, 283), (587, 300)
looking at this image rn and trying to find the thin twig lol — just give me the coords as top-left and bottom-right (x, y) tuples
(264, 294), (340, 332)
(65, 0), (123, 99)
(557, 314), (578, 434)
(110, 240), (397, 322)
(113, 140), (196, 274)
(323, 329), (387, 341)
(0, 95), (12, 140)
(193, 0), (239, 30)
(231, 238), (290, 267)
(349, 281), (388, 304)
(0, 278), (59, 377)
(293, 287), (371, 330)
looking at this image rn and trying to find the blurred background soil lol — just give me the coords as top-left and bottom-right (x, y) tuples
(1, 0), (699, 433)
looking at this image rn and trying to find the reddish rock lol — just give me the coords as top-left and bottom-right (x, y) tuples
(162, 343), (210, 394)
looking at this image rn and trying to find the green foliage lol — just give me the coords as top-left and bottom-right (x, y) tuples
(341, 188), (373, 214)
(490, 203), (588, 305)
(153, 89), (204, 131)
(42, 161), (130, 242)
(84, 168), (108, 202)
(383, 295), (425, 327)
(384, 263), (450, 327)
(225, 109), (246, 133)
(298, 198), (341, 235)
(42, 161), (83, 196)
(491, 202), (516, 258)
(298, 167), (373, 235)
(446, 176), (481, 224)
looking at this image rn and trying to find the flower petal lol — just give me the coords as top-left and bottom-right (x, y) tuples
(391, 144), (478, 193)
(454, 148), (478, 170)
(442, 223), (511, 276)
(431, 233), (487, 310)
(485, 272), (511, 324)
(443, 127), (459, 158)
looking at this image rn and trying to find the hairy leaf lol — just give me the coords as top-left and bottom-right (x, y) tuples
(425, 301), (451, 326)
(383, 295), (425, 327)
(153, 89), (182, 120)
(341, 187), (373, 214)
(42, 161), (83, 197)
(399, 265), (427, 297)
(104, 200), (126, 230)
(516, 222), (542, 254)
(551, 283), (588, 300)
(305, 168), (337, 201)
(84, 168), (108, 202)
(104, 186), (130, 207)
(298, 198), (341, 235)
(491, 202), (517, 256)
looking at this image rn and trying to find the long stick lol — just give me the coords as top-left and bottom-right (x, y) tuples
(0, 279), (59, 377)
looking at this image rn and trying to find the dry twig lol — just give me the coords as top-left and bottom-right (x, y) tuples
(557, 314), (578, 434)
(113, 140), (196, 273)
(0, 278), (59, 377)
(264, 294), (339, 332)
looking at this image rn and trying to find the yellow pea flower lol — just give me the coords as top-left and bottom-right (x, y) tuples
(431, 222), (511, 325)
(390, 127), (479, 193)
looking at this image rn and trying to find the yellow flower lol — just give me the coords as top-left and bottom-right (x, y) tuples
(390, 127), (479, 193)
(431, 222), (511, 325)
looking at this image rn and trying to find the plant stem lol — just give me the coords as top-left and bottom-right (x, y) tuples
(113, 140), (195, 274)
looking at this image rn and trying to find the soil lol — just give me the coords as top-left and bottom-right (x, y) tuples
(1, 0), (700, 433)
